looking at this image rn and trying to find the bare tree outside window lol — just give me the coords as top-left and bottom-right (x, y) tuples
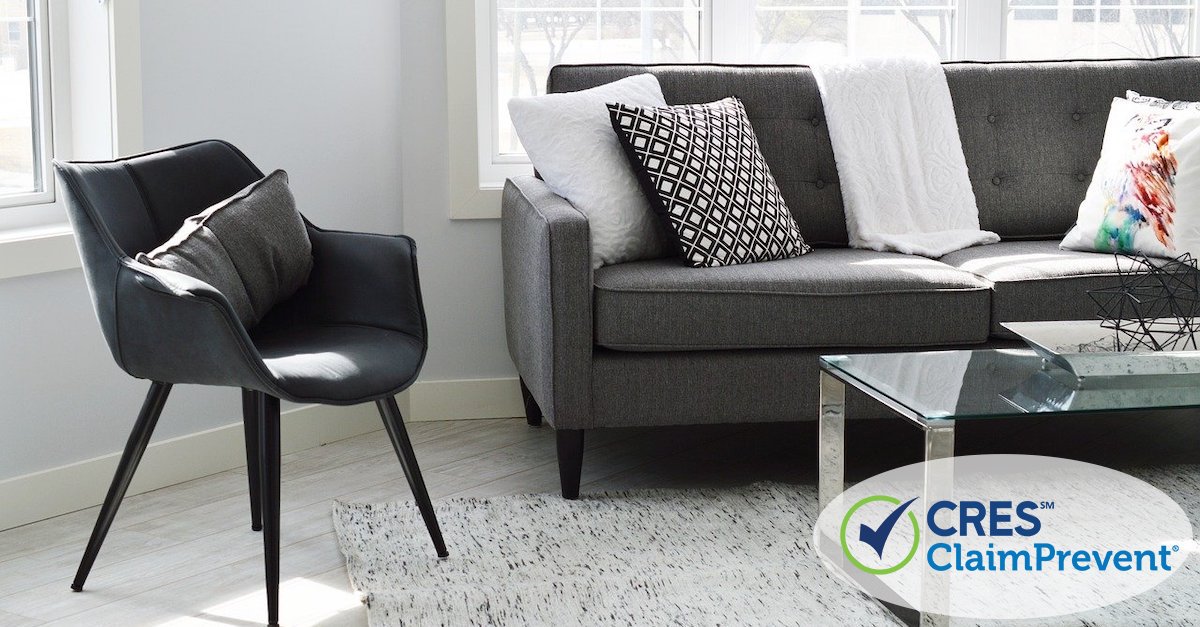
(495, 2), (702, 154)
(500, 10), (592, 100)
(1132, 1), (1191, 57)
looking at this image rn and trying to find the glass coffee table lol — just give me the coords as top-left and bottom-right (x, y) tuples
(817, 348), (1200, 626)
(817, 348), (1200, 511)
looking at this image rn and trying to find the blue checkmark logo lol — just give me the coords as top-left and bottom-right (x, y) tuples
(840, 495), (922, 575)
(860, 496), (919, 558)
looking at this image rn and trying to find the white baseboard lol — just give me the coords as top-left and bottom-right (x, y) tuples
(0, 377), (523, 531)
(405, 376), (524, 422)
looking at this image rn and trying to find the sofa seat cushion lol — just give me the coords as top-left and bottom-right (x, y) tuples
(938, 240), (1142, 335)
(593, 248), (992, 351)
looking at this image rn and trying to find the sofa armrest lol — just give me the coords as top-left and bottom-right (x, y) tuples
(501, 175), (593, 429)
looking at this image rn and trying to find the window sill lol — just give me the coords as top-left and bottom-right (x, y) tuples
(0, 225), (81, 281)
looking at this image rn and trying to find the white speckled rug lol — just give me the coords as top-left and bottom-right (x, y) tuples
(333, 473), (1199, 626)
(333, 483), (898, 626)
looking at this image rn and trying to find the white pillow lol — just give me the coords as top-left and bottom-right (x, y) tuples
(1061, 92), (1200, 258)
(508, 74), (669, 269)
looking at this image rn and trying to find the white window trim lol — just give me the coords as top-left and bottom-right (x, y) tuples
(446, 1), (507, 220)
(449, 0), (1199, 220)
(475, 0), (537, 187)
(0, 0), (143, 280)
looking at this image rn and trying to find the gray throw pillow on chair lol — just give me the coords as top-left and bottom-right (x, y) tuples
(136, 169), (313, 327)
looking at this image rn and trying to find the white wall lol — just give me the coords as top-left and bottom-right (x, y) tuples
(398, 1), (515, 381)
(0, 0), (411, 481)
(138, 0), (405, 236)
(0, 270), (230, 478)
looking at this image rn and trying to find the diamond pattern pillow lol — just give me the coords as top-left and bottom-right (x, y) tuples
(607, 97), (810, 267)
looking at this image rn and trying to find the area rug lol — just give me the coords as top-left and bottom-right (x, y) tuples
(333, 471), (1199, 626)
(333, 483), (899, 626)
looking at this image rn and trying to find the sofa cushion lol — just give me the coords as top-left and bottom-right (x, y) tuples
(593, 248), (992, 351)
(938, 240), (1142, 335)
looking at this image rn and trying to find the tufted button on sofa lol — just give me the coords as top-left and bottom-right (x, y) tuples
(500, 58), (1200, 498)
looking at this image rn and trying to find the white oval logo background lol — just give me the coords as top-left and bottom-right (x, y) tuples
(812, 454), (1195, 620)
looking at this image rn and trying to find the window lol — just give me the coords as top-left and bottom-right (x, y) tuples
(474, 0), (1199, 187)
(493, 1), (704, 159)
(0, 0), (50, 209)
(748, 1), (958, 63)
(1008, 1), (1196, 59)
(1073, 0), (1121, 23)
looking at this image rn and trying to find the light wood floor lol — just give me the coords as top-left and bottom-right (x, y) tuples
(0, 412), (1197, 626)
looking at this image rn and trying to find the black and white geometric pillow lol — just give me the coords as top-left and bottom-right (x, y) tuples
(607, 97), (810, 267)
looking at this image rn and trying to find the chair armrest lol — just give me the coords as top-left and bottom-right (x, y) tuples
(501, 175), (593, 429)
(262, 226), (426, 342)
(115, 261), (276, 391)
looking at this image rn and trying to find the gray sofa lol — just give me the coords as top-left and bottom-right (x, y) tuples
(501, 58), (1200, 498)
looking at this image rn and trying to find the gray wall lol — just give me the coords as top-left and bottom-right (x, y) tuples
(138, 0), (405, 236)
(0, 270), (226, 478)
(397, 1), (515, 381)
(0, 0), (506, 481)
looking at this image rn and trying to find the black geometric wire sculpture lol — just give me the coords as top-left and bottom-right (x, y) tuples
(1087, 253), (1200, 352)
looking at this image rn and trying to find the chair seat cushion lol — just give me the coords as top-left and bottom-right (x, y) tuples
(251, 324), (422, 403)
(592, 248), (992, 351)
(938, 240), (1140, 335)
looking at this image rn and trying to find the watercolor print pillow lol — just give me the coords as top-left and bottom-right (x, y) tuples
(1061, 93), (1200, 259)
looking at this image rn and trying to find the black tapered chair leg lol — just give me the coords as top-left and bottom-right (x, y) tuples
(72, 381), (172, 592)
(376, 396), (449, 558)
(241, 389), (263, 532)
(556, 429), (585, 500)
(519, 377), (543, 427)
(256, 393), (282, 627)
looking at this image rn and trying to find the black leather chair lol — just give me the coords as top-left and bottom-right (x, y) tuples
(55, 140), (446, 627)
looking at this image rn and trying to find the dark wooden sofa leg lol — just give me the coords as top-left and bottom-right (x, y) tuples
(520, 377), (543, 427)
(556, 429), (585, 500)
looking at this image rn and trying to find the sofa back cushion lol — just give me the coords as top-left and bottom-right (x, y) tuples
(548, 57), (1200, 245)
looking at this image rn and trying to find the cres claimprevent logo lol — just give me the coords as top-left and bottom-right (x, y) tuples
(839, 492), (1178, 576)
(840, 495), (921, 575)
(815, 455), (1195, 620)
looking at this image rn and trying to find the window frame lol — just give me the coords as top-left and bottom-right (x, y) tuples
(0, 0), (55, 210)
(474, 0), (530, 189)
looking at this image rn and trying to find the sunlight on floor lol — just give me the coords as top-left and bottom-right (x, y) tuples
(156, 578), (361, 626)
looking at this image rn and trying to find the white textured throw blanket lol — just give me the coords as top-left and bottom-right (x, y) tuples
(812, 57), (999, 257)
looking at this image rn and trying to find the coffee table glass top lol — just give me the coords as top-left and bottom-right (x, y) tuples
(819, 349), (1200, 422)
